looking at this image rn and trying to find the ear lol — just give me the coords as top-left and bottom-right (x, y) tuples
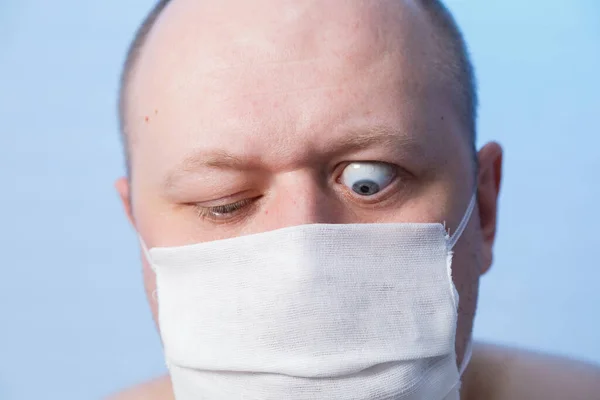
(476, 142), (503, 275)
(115, 177), (136, 227)
(115, 177), (160, 328)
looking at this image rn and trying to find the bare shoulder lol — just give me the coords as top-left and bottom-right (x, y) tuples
(105, 376), (173, 400)
(464, 342), (600, 400)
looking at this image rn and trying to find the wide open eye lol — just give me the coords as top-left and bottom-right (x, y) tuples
(340, 162), (396, 196)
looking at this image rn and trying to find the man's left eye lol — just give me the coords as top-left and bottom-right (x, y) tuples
(340, 162), (396, 196)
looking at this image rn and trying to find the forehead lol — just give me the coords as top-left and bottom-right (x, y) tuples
(125, 0), (462, 181)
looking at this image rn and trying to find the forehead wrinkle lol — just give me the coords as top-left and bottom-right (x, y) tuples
(162, 123), (426, 190)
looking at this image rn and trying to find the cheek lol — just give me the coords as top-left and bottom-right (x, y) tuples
(451, 224), (483, 360)
(452, 227), (482, 313)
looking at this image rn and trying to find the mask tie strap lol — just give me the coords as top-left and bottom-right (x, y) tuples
(138, 234), (156, 272)
(138, 236), (159, 300)
(448, 194), (477, 249)
(459, 338), (473, 377)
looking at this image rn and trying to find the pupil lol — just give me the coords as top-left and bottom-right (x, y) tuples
(353, 180), (379, 196)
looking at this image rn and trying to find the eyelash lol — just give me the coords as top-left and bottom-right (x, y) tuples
(195, 198), (255, 221)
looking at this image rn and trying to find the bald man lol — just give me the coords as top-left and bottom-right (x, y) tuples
(110, 0), (600, 399)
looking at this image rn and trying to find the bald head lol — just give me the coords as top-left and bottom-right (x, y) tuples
(118, 0), (477, 175)
(116, 0), (502, 372)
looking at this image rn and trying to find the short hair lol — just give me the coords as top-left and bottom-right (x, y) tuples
(118, 0), (171, 176)
(118, 0), (477, 175)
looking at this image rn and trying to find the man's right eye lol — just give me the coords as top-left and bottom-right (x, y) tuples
(195, 198), (256, 221)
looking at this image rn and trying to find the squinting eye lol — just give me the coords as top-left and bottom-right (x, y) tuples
(196, 198), (254, 221)
(340, 162), (395, 196)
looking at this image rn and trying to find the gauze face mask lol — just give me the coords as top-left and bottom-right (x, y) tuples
(140, 194), (476, 400)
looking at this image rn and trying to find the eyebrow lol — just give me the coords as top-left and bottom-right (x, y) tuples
(330, 126), (417, 151)
(162, 150), (247, 190)
(162, 125), (424, 190)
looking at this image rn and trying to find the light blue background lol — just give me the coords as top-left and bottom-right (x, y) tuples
(1, 1), (598, 399)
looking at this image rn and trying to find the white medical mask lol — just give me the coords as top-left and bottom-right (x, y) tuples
(140, 195), (476, 400)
